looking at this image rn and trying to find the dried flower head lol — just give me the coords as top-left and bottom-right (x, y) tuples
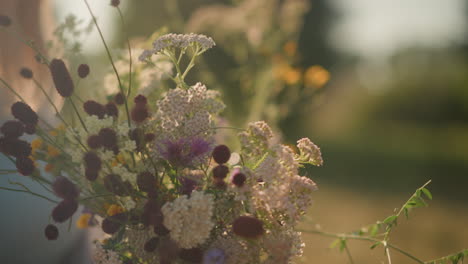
(19, 68), (33, 79)
(102, 213), (127, 234)
(137, 172), (156, 193)
(232, 216), (264, 239)
(110, 0), (120, 7)
(50, 59), (74, 97)
(52, 199), (78, 223)
(84, 151), (102, 171)
(77, 64), (90, 78)
(44, 224), (59, 240)
(11, 102), (38, 126)
(1, 120), (24, 138)
(134, 94), (148, 106)
(85, 168), (99, 181)
(15, 156), (35, 175)
(0, 137), (32, 158)
(131, 105), (149, 123)
(144, 237), (159, 252)
(83, 100), (106, 119)
(296, 137), (323, 166)
(212, 165), (229, 179)
(212, 145), (231, 164)
(87, 135), (102, 149)
(114, 93), (125, 105)
(232, 172), (246, 187)
(105, 102), (119, 117)
(52, 176), (80, 200)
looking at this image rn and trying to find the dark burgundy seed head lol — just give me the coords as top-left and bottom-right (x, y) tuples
(179, 248), (203, 263)
(83, 100), (105, 119)
(0, 137), (32, 158)
(110, 0), (120, 7)
(98, 128), (118, 149)
(137, 172), (155, 193)
(232, 216), (264, 239)
(114, 93), (125, 105)
(134, 94), (147, 106)
(232, 173), (246, 187)
(44, 224), (59, 240)
(1, 120), (24, 138)
(19, 68), (33, 79)
(0, 15), (12, 27)
(77, 64), (90, 78)
(105, 102), (118, 117)
(50, 59), (74, 97)
(102, 213), (127, 234)
(24, 123), (36, 134)
(52, 199), (78, 223)
(87, 135), (102, 149)
(212, 145), (231, 164)
(85, 168), (99, 181)
(11, 102), (38, 125)
(131, 105), (149, 123)
(212, 165), (229, 179)
(52, 176), (79, 200)
(145, 133), (155, 142)
(83, 151), (102, 171)
(144, 237), (159, 252)
(16, 156), (35, 175)
(213, 178), (227, 190)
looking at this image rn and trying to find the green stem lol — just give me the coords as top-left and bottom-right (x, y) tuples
(181, 47), (201, 80)
(68, 96), (88, 133)
(83, 0), (132, 128)
(116, 7), (133, 99)
(0, 185), (58, 204)
(344, 243), (355, 264)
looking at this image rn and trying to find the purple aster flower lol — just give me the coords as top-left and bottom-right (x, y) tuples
(158, 137), (212, 167)
(203, 248), (225, 264)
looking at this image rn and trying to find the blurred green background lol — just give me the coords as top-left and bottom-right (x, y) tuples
(54, 0), (468, 262)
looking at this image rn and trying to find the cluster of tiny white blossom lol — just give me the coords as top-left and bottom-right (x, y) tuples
(92, 243), (122, 264)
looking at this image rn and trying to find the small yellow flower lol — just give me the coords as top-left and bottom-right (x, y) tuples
(283, 41), (297, 57)
(45, 163), (54, 173)
(31, 138), (43, 150)
(47, 145), (60, 157)
(76, 213), (92, 229)
(304, 65), (330, 88)
(49, 130), (58, 137)
(107, 204), (124, 216)
(283, 66), (301, 85)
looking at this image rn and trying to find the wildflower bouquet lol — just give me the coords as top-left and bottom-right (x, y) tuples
(0, 8), (322, 264)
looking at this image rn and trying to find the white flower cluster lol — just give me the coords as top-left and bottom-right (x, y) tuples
(139, 33), (215, 61)
(154, 82), (224, 139)
(262, 228), (305, 264)
(92, 242), (122, 264)
(161, 191), (215, 248)
(296, 137), (323, 166)
(239, 121), (273, 160)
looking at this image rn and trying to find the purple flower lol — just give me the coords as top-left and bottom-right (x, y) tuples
(158, 137), (212, 167)
(203, 248), (225, 264)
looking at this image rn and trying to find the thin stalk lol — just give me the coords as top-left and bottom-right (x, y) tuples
(385, 244), (392, 264)
(116, 7), (133, 99)
(0, 186), (58, 203)
(181, 46), (201, 79)
(68, 97), (88, 133)
(83, 0), (132, 128)
(344, 244), (355, 264)
(33, 79), (69, 126)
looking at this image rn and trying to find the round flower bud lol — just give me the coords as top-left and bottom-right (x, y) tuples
(110, 0), (120, 7)
(52, 199), (78, 223)
(11, 102), (38, 126)
(24, 123), (36, 135)
(232, 216), (264, 239)
(114, 93), (125, 105)
(87, 135), (102, 149)
(134, 94), (147, 106)
(212, 165), (229, 179)
(52, 176), (80, 200)
(49, 59), (74, 97)
(0, 137), (31, 158)
(77, 64), (90, 78)
(105, 102), (118, 117)
(179, 248), (203, 263)
(213, 178), (227, 190)
(19, 68), (33, 79)
(0, 15), (12, 26)
(98, 128), (118, 149)
(85, 168), (99, 181)
(137, 172), (155, 193)
(144, 237), (159, 252)
(44, 224), (59, 240)
(83, 100), (105, 119)
(102, 213), (126, 234)
(145, 133), (155, 142)
(131, 105), (149, 123)
(232, 172), (246, 188)
(83, 151), (102, 171)
(212, 145), (231, 164)
(16, 156), (35, 175)
(1, 120), (24, 138)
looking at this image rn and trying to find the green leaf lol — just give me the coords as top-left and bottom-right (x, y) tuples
(329, 239), (341, 249)
(370, 241), (381, 249)
(421, 187), (433, 200)
(383, 215), (397, 225)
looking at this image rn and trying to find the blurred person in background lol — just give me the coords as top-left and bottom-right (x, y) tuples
(0, 0), (91, 263)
